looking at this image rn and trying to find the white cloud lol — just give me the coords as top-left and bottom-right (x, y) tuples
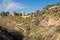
(0, 0), (26, 12)
(5, 2), (25, 11)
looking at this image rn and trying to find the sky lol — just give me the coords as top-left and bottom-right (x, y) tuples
(0, 0), (60, 14)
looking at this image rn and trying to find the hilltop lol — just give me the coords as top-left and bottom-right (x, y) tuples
(0, 3), (60, 40)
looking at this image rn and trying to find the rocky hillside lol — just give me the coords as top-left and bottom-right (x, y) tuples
(0, 3), (60, 40)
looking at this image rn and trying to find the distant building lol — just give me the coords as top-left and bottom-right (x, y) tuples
(0, 16), (2, 18)
(19, 12), (25, 16)
(11, 11), (25, 16)
(11, 11), (15, 16)
(31, 13), (34, 17)
(11, 11), (20, 16)
(21, 12), (25, 16)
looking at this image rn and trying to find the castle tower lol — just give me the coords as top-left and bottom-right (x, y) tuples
(21, 12), (25, 16)
(11, 11), (15, 16)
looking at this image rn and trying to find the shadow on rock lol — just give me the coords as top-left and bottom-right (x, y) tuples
(0, 26), (24, 40)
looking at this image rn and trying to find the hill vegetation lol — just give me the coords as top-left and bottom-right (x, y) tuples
(0, 3), (60, 40)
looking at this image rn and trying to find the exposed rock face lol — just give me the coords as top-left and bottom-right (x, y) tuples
(48, 16), (60, 26)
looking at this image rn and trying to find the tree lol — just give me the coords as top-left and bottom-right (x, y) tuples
(45, 4), (55, 10)
(5, 12), (9, 16)
(35, 10), (40, 16)
(28, 13), (30, 15)
(56, 3), (60, 5)
(1, 11), (9, 17)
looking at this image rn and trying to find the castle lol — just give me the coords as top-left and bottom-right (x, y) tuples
(11, 11), (25, 16)
(0, 11), (33, 18)
(11, 11), (32, 18)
